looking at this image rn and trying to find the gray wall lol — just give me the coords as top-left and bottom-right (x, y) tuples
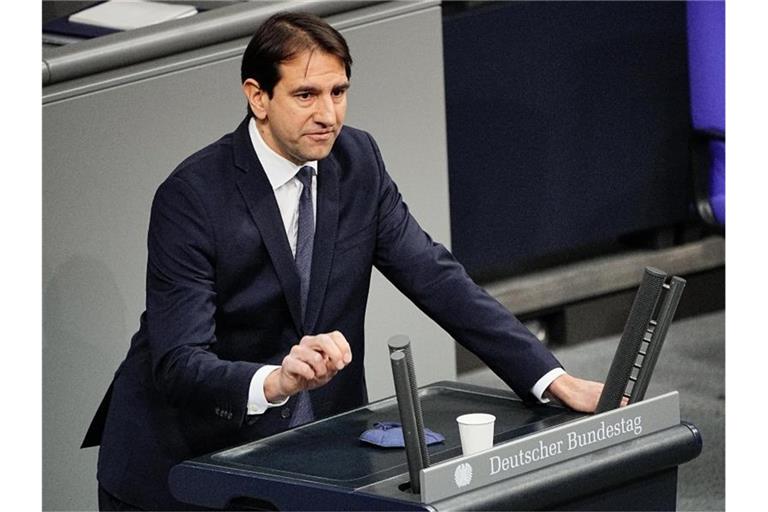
(42, 2), (451, 510)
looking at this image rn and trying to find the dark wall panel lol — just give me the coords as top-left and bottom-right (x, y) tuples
(443, 1), (692, 281)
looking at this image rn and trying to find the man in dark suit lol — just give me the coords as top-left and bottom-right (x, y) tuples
(88, 12), (607, 511)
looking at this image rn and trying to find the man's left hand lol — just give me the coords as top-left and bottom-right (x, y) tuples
(546, 373), (624, 413)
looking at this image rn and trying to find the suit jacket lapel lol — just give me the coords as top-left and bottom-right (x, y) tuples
(305, 153), (340, 333)
(231, 118), (304, 335)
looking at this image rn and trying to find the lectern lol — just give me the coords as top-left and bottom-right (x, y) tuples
(169, 381), (701, 511)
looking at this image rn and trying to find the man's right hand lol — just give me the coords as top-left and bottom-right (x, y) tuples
(264, 331), (353, 403)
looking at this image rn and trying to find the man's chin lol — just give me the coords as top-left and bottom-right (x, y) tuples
(299, 143), (336, 162)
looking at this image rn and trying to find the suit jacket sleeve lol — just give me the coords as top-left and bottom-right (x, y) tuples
(366, 133), (562, 400)
(145, 175), (260, 421)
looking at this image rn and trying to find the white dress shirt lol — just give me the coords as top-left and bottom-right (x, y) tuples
(244, 117), (563, 414)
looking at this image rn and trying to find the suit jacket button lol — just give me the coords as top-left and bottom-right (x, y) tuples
(281, 407), (291, 419)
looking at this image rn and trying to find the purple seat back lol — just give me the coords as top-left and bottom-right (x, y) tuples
(687, 1), (725, 225)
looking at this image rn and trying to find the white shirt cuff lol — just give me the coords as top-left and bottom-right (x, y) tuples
(247, 365), (289, 415)
(531, 368), (566, 403)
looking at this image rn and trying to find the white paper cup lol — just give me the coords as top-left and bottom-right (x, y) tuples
(456, 413), (496, 456)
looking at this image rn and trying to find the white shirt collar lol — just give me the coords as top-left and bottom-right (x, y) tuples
(248, 117), (317, 190)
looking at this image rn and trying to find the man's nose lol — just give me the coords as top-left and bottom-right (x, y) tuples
(313, 95), (336, 125)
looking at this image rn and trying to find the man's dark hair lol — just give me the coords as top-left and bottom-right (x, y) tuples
(241, 11), (352, 98)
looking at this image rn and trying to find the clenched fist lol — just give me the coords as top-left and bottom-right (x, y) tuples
(264, 331), (352, 402)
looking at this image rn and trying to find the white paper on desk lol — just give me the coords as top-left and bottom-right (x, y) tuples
(69, 0), (198, 31)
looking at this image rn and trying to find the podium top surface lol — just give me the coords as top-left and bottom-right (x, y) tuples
(195, 382), (579, 488)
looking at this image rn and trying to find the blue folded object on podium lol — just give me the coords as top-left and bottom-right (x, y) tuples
(360, 421), (445, 448)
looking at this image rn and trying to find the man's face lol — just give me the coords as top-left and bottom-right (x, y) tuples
(247, 50), (349, 165)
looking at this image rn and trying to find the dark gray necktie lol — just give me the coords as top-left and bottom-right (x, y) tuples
(294, 165), (315, 318)
(290, 165), (315, 427)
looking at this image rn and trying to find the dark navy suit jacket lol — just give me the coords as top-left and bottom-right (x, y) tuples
(89, 117), (561, 509)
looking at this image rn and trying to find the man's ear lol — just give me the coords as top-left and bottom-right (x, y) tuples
(242, 78), (268, 120)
